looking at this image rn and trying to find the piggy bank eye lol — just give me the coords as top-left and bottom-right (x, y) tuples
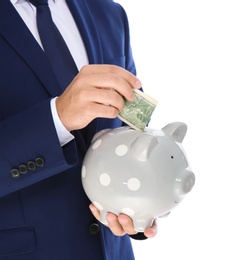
(171, 156), (174, 159)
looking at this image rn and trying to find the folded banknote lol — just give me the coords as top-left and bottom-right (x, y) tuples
(118, 89), (158, 131)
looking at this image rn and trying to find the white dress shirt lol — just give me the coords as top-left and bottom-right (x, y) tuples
(11, 0), (89, 146)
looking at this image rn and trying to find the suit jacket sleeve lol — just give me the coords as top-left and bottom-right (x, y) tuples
(0, 98), (79, 197)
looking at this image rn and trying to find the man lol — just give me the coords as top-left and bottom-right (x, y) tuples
(0, 0), (157, 259)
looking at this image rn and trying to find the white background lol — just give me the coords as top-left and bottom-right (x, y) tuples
(116, 1), (241, 259)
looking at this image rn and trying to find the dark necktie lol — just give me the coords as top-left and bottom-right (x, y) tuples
(29, 0), (78, 89)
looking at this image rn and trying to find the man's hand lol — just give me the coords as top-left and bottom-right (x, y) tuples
(56, 64), (142, 131)
(89, 203), (158, 238)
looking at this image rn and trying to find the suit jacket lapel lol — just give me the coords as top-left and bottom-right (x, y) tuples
(0, 0), (63, 97)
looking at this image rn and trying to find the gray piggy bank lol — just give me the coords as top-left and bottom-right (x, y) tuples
(81, 122), (195, 231)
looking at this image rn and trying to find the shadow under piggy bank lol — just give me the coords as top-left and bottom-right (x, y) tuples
(82, 122), (195, 232)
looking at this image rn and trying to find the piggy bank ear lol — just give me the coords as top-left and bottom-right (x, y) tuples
(131, 134), (157, 162)
(162, 122), (187, 143)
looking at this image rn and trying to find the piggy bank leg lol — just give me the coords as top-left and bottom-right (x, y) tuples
(133, 218), (154, 232)
(100, 211), (108, 225)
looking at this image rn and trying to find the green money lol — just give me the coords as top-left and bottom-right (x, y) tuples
(118, 89), (158, 131)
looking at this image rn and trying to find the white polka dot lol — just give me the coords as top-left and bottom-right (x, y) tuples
(82, 165), (86, 178)
(122, 208), (135, 216)
(115, 144), (128, 156)
(127, 178), (141, 191)
(93, 201), (103, 211)
(99, 173), (111, 186)
(92, 139), (102, 150)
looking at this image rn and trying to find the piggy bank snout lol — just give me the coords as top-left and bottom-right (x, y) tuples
(175, 170), (195, 196)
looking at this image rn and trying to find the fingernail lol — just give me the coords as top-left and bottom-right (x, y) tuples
(135, 79), (142, 88)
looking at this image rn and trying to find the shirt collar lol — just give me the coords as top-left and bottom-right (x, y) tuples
(10, 0), (20, 4)
(10, 0), (60, 4)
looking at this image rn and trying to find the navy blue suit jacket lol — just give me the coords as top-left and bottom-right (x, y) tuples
(0, 0), (137, 259)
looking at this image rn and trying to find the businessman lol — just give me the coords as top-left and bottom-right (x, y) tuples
(0, 0), (157, 259)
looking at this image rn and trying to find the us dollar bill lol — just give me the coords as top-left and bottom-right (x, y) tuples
(118, 89), (158, 131)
